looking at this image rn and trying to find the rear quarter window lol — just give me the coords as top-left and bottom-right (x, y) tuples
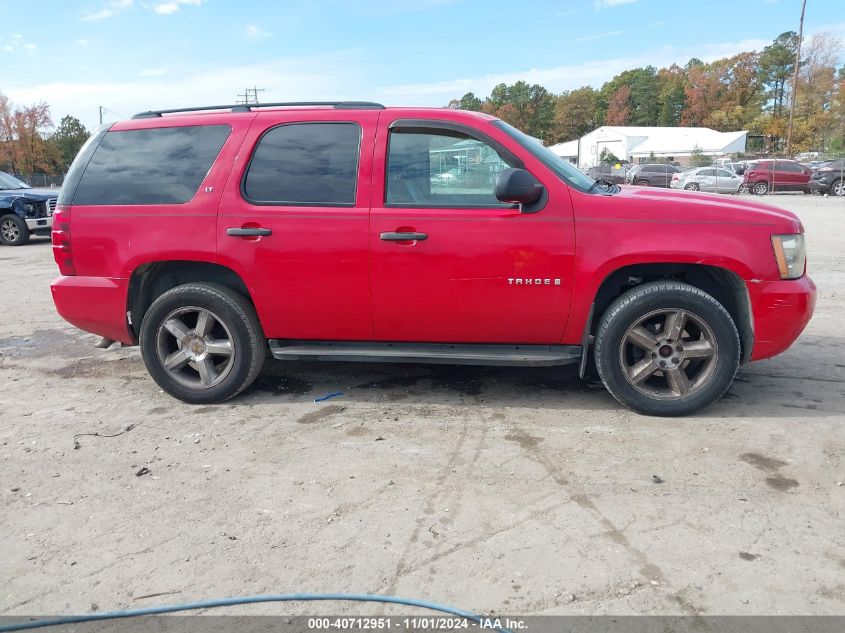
(71, 125), (231, 205)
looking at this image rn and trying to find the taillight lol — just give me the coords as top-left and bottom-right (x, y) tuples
(51, 205), (75, 276)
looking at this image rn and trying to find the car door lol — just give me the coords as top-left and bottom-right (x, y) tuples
(216, 110), (379, 340)
(696, 168), (716, 191)
(369, 115), (575, 344)
(714, 168), (738, 193)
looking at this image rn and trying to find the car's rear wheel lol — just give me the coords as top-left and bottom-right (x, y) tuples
(0, 214), (30, 246)
(636, 179), (650, 186)
(594, 281), (740, 416)
(752, 181), (769, 195)
(832, 179), (845, 197)
(684, 182), (700, 191)
(140, 282), (266, 404)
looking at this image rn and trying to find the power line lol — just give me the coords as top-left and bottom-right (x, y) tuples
(236, 87), (265, 105)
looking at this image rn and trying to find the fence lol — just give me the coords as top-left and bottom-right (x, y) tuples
(15, 173), (66, 189)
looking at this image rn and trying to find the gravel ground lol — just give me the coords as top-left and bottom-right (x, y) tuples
(1, 194), (843, 618)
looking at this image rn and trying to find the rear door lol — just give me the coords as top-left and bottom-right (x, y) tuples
(217, 110), (379, 340)
(368, 115), (575, 343)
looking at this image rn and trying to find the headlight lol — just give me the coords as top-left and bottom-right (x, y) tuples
(771, 234), (806, 279)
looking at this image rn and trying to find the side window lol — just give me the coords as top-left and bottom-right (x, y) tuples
(698, 168), (715, 176)
(386, 128), (514, 207)
(72, 125), (231, 205)
(243, 122), (360, 206)
(716, 169), (734, 178)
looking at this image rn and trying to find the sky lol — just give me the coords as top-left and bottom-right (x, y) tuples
(1, 0), (843, 130)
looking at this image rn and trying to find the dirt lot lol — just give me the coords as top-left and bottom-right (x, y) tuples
(1, 194), (843, 618)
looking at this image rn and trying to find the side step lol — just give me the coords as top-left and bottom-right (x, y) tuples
(268, 340), (582, 367)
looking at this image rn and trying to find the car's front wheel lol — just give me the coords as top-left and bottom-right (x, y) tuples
(636, 179), (650, 186)
(832, 179), (845, 197)
(738, 183), (750, 194)
(594, 281), (740, 416)
(139, 282), (266, 404)
(0, 214), (30, 246)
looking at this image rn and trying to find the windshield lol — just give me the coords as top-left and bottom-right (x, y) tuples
(0, 172), (30, 190)
(491, 120), (599, 193)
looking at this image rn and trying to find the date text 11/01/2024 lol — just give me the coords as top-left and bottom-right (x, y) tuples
(306, 617), (527, 630)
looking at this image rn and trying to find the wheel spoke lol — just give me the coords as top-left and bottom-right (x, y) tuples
(206, 339), (233, 356)
(665, 367), (691, 396)
(663, 310), (687, 341)
(627, 326), (658, 351)
(626, 358), (660, 384)
(194, 309), (214, 337)
(164, 348), (190, 370)
(196, 358), (217, 386)
(163, 317), (190, 341)
(684, 339), (715, 359)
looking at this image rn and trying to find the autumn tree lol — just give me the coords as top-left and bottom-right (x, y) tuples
(553, 86), (599, 142)
(605, 85), (631, 125)
(0, 92), (58, 174)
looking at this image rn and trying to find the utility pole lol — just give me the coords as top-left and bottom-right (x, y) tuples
(785, 0), (806, 157)
(236, 87), (265, 105)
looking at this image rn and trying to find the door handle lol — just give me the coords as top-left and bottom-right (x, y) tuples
(380, 231), (428, 241)
(227, 227), (272, 237)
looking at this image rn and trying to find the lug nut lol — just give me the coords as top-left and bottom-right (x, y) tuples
(672, 357), (679, 363)
(659, 361), (666, 368)
(676, 346), (683, 352)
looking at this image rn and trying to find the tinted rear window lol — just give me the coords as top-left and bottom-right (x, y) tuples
(72, 125), (230, 205)
(243, 122), (360, 206)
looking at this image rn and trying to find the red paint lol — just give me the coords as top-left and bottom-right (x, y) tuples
(51, 106), (814, 362)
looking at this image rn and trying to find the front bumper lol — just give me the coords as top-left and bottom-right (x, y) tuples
(51, 275), (134, 345)
(750, 275), (816, 361)
(25, 215), (53, 232)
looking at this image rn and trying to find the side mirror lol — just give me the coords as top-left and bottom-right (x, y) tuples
(495, 168), (544, 208)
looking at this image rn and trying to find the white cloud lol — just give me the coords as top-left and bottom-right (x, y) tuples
(594, 0), (637, 8)
(245, 24), (270, 39)
(2, 34), (38, 55)
(82, 0), (133, 22)
(3, 45), (12, 53)
(23, 44), (36, 51)
(76, 38), (89, 46)
(573, 30), (623, 43)
(140, 68), (168, 77)
(153, 0), (204, 15)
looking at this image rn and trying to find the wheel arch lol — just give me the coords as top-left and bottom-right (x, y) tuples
(586, 262), (754, 364)
(127, 260), (257, 342)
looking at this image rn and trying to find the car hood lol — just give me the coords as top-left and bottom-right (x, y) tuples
(0, 187), (58, 200)
(597, 185), (803, 232)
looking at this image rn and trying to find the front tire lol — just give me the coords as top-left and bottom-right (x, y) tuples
(139, 283), (266, 404)
(594, 281), (740, 416)
(0, 214), (30, 246)
(832, 179), (845, 197)
(738, 183), (750, 194)
(636, 179), (650, 186)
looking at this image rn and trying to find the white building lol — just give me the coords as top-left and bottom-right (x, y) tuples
(548, 126), (747, 168)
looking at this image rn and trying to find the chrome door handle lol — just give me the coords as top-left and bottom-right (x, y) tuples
(227, 227), (272, 237)
(380, 231), (428, 241)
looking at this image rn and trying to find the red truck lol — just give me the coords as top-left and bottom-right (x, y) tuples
(51, 102), (815, 416)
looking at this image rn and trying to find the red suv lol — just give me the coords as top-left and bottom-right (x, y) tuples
(742, 159), (812, 195)
(51, 102), (815, 416)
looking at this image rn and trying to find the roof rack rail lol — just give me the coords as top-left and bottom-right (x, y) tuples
(131, 101), (385, 119)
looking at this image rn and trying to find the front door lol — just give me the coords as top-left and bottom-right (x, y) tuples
(369, 116), (575, 344)
(217, 110), (378, 340)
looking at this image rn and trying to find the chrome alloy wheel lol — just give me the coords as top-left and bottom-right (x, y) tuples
(618, 308), (719, 400)
(155, 306), (235, 389)
(1, 218), (20, 242)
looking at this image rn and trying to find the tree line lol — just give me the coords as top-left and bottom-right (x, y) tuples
(448, 31), (845, 155)
(0, 92), (90, 177)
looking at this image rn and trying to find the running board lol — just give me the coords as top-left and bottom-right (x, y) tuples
(268, 340), (582, 367)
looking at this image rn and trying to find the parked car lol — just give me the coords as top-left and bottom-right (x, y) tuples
(51, 101), (815, 416)
(808, 159), (845, 196)
(586, 164), (627, 185)
(0, 171), (57, 246)
(670, 167), (744, 194)
(742, 159), (812, 195)
(625, 163), (683, 187)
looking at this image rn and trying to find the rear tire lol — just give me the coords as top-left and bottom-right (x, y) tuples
(594, 281), (740, 416)
(0, 214), (30, 246)
(684, 182), (700, 191)
(139, 282), (266, 404)
(752, 181), (769, 195)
